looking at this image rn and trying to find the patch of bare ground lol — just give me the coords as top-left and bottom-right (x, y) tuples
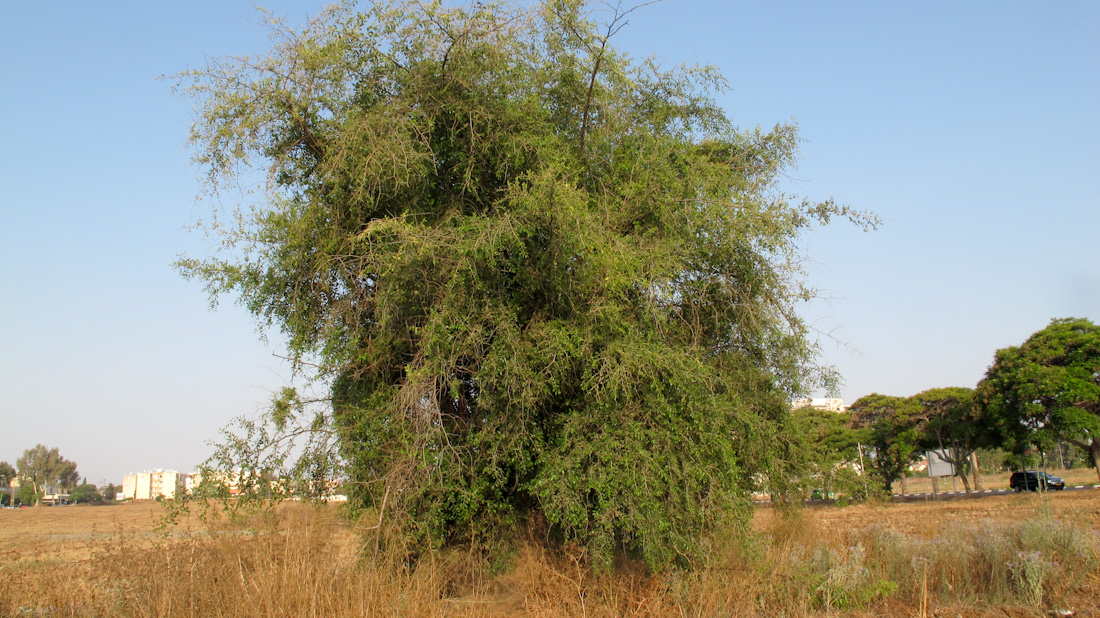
(0, 502), (212, 569)
(754, 488), (1100, 538)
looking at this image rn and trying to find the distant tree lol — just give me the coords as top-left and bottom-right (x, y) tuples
(914, 387), (988, 493)
(16, 445), (80, 505)
(69, 484), (105, 503)
(848, 394), (930, 493)
(976, 318), (1100, 482)
(780, 407), (869, 501)
(0, 461), (14, 506)
(16, 483), (37, 506)
(100, 483), (119, 501)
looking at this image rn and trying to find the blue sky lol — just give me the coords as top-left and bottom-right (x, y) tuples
(2, 1), (1097, 485)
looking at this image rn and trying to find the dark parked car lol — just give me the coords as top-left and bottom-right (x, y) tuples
(1009, 470), (1065, 492)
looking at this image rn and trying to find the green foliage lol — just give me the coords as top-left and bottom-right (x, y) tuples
(16, 483), (38, 506)
(975, 448), (1010, 473)
(848, 394), (928, 492)
(190, 392), (344, 512)
(16, 444), (80, 503)
(177, 0), (874, 570)
(779, 408), (868, 502)
(913, 387), (987, 491)
(850, 388), (995, 494)
(69, 484), (105, 503)
(0, 461), (14, 491)
(0, 461), (15, 507)
(976, 318), (1100, 479)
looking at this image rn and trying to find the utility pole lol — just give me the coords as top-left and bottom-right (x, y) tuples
(858, 443), (869, 498)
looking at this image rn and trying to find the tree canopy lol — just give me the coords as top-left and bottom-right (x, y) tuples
(178, 0), (873, 569)
(0, 461), (14, 487)
(977, 317), (1100, 481)
(0, 461), (15, 506)
(780, 407), (867, 500)
(849, 388), (992, 494)
(848, 394), (928, 492)
(69, 484), (106, 503)
(913, 387), (986, 492)
(16, 445), (80, 504)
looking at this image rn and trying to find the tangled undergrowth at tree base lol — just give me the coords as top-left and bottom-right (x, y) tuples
(3, 497), (1098, 617)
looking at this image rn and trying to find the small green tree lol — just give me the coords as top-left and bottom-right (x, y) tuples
(848, 394), (929, 494)
(69, 484), (105, 503)
(976, 318), (1100, 481)
(177, 0), (874, 569)
(914, 387), (989, 493)
(16, 483), (37, 506)
(780, 407), (868, 501)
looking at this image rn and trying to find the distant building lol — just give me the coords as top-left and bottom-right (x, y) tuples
(792, 397), (848, 412)
(122, 469), (187, 500)
(185, 470), (241, 496)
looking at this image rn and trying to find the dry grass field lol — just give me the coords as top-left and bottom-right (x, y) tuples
(1, 490), (1099, 617)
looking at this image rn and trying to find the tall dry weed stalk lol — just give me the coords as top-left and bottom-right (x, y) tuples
(2, 501), (1098, 617)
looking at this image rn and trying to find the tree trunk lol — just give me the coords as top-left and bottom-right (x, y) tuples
(1091, 440), (1100, 484)
(1063, 437), (1100, 484)
(956, 469), (971, 493)
(971, 451), (984, 491)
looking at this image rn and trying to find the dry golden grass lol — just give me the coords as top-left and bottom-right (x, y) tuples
(759, 486), (1100, 538)
(2, 490), (1099, 617)
(0, 502), (182, 568)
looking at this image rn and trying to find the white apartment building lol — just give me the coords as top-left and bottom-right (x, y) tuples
(122, 469), (188, 500)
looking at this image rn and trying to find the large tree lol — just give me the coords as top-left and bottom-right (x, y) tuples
(977, 318), (1100, 481)
(178, 0), (873, 569)
(16, 445), (80, 505)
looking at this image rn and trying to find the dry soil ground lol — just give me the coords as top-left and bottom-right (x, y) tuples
(0, 501), (210, 569)
(754, 487), (1100, 538)
(3, 489), (1098, 564)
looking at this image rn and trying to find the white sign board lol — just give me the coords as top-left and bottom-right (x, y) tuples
(926, 450), (956, 478)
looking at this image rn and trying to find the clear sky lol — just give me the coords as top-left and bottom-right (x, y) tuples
(2, 1), (1097, 486)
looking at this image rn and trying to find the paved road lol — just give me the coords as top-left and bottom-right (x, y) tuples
(752, 483), (1100, 506)
(888, 483), (1099, 503)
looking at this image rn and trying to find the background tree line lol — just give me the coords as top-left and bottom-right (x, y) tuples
(0, 445), (116, 506)
(792, 317), (1100, 499)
